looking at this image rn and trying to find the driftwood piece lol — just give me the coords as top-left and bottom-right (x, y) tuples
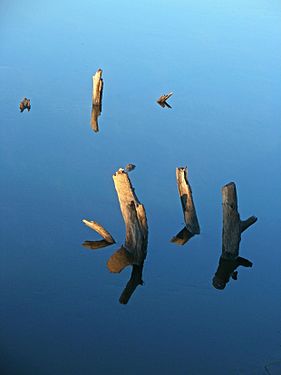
(91, 69), (103, 132)
(212, 182), (257, 289)
(171, 167), (200, 245)
(19, 97), (31, 112)
(82, 219), (115, 243)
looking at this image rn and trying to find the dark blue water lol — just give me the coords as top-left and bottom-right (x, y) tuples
(1, 1), (281, 374)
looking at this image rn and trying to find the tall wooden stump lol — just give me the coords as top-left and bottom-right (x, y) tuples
(107, 169), (148, 304)
(212, 182), (257, 289)
(171, 167), (200, 245)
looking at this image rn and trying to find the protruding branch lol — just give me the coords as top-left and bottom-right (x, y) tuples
(82, 219), (115, 244)
(171, 167), (200, 245)
(240, 216), (258, 233)
(107, 246), (134, 273)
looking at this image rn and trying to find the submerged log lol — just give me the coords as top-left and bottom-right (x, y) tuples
(212, 182), (257, 289)
(171, 167), (200, 245)
(19, 97), (31, 112)
(82, 219), (115, 243)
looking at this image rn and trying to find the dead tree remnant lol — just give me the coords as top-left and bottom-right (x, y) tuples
(19, 97), (31, 112)
(91, 69), (103, 132)
(212, 182), (257, 289)
(171, 167), (200, 245)
(107, 168), (148, 304)
(82, 219), (115, 250)
(157, 92), (173, 108)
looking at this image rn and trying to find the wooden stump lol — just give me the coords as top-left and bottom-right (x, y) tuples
(91, 69), (103, 132)
(212, 182), (257, 289)
(171, 167), (200, 245)
(19, 97), (31, 112)
(107, 168), (148, 304)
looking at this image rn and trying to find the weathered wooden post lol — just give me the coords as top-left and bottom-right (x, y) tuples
(171, 167), (200, 245)
(107, 168), (148, 304)
(212, 182), (257, 289)
(91, 69), (103, 132)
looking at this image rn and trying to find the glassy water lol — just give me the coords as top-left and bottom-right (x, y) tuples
(1, 1), (281, 374)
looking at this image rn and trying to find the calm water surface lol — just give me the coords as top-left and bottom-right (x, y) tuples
(1, 1), (281, 374)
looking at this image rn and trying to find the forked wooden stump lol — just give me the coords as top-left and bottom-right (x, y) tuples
(171, 167), (200, 245)
(107, 168), (148, 304)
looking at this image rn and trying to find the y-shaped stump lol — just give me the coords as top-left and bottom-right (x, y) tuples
(212, 182), (257, 289)
(171, 167), (200, 245)
(107, 169), (148, 304)
(91, 69), (103, 132)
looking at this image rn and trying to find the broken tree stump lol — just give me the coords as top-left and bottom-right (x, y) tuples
(212, 182), (257, 289)
(91, 69), (103, 132)
(107, 168), (148, 304)
(171, 167), (200, 245)
(19, 97), (31, 112)
(157, 92), (173, 108)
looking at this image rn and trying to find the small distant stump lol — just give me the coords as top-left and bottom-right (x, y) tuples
(157, 92), (173, 108)
(91, 69), (103, 132)
(19, 97), (31, 112)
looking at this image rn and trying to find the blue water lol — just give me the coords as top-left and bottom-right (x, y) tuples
(1, 1), (281, 374)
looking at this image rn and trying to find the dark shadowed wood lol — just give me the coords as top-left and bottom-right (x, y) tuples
(82, 219), (115, 243)
(107, 246), (134, 273)
(82, 240), (114, 250)
(171, 167), (200, 245)
(119, 264), (144, 304)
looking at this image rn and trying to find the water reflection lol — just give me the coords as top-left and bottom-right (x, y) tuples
(212, 182), (257, 290)
(171, 167), (200, 245)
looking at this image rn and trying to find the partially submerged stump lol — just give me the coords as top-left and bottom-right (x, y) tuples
(91, 69), (103, 132)
(212, 182), (257, 289)
(171, 167), (200, 245)
(82, 219), (115, 250)
(157, 92), (173, 108)
(19, 97), (31, 112)
(107, 168), (148, 304)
